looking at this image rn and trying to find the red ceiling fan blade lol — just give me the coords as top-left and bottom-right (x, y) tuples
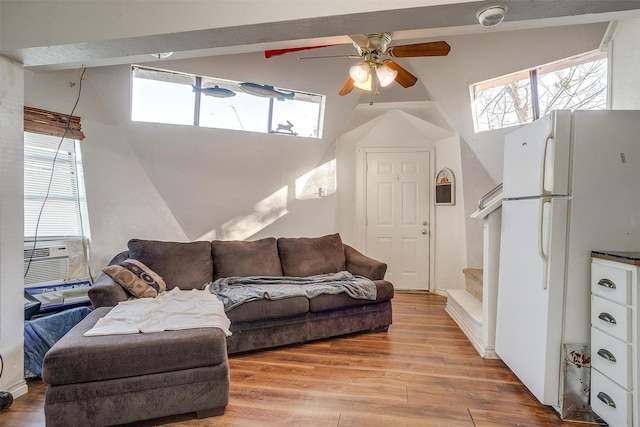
(264, 45), (334, 59)
(338, 78), (355, 96)
(383, 60), (418, 88)
(387, 41), (451, 58)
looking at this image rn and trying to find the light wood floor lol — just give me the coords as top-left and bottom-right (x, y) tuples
(1, 292), (595, 427)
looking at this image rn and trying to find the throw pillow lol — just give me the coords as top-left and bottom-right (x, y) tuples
(127, 239), (213, 290)
(277, 233), (347, 277)
(211, 237), (283, 280)
(103, 259), (167, 298)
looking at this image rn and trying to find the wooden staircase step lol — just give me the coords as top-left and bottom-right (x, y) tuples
(446, 289), (482, 327)
(462, 268), (483, 301)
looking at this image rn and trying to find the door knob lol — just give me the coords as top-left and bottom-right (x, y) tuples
(421, 229), (427, 235)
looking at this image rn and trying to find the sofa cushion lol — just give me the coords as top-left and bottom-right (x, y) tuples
(42, 307), (228, 386)
(212, 237), (283, 280)
(102, 259), (166, 298)
(309, 280), (394, 313)
(277, 234), (346, 277)
(127, 239), (213, 290)
(227, 296), (309, 323)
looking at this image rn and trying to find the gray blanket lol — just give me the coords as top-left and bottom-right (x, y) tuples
(207, 271), (377, 311)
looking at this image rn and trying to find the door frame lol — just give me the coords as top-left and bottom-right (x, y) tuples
(355, 146), (436, 292)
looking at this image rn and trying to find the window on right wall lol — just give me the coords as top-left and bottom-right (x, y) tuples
(471, 51), (608, 132)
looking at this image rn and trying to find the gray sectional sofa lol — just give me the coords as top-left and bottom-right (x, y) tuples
(88, 233), (394, 354)
(42, 233), (393, 426)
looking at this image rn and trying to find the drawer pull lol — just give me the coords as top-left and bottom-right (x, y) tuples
(597, 312), (617, 324)
(597, 348), (617, 363)
(597, 392), (617, 408)
(597, 278), (616, 289)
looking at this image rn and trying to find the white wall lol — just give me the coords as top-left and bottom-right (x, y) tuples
(609, 18), (640, 109)
(336, 102), (470, 291)
(23, 68), (188, 272)
(413, 22), (610, 183)
(21, 22), (619, 282)
(0, 55), (27, 398)
(23, 48), (368, 271)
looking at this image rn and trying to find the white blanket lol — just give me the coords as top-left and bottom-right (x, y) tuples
(84, 288), (231, 337)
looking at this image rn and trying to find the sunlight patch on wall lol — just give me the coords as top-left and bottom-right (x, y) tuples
(295, 159), (336, 200)
(220, 186), (289, 240)
(197, 229), (217, 241)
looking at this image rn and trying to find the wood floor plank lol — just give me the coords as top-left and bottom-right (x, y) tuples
(0, 292), (598, 427)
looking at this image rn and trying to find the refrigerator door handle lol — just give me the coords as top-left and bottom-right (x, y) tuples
(541, 134), (555, 195)
(538, 197), (552, 289)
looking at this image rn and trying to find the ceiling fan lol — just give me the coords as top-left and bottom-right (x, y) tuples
(290, 32), (451, 96)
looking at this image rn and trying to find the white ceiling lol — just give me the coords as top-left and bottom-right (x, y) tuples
(3, 0), (640, 71)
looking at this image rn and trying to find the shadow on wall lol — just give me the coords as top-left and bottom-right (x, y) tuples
(197, 159), (336, 241)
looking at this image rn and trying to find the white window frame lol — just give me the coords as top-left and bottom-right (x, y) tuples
(24, 132), (89, 241)
(131, 65), (326, 139)
(471, 51), (608, 132)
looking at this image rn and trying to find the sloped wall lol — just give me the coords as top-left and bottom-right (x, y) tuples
(24, 68), (188, 272)
(609, 18), (640, 108)
(23, 49), (361, 272)
(408, 22), (610, 184)
(336, 102), (471, 291)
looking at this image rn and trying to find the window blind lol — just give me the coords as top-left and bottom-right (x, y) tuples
(24, 132), (83, 239)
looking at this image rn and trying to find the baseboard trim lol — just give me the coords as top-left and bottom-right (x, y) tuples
(445, 292), (499, 360)
(6, 380), (28, 400)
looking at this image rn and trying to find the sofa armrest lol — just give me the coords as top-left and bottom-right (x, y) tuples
(343, 244), (387, 281)
(87, 250), (131, 307)
(88, 273), (129, 308)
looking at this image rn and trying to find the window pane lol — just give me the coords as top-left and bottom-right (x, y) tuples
(24, 133), (85, 239)
(131, 68), (195, 125)
(198, 77), (270, 132)
(271, 93), (324, 138)
(132, 66), (325, 138)
(472, 75), (532, 132)
(537, 57), (607, 116)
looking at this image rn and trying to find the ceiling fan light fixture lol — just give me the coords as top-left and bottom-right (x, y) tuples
(349, 62), (371, 83)
(476, 4), (507, 27)
(376, 64), (398, 87)
(353, 74), (372, 91)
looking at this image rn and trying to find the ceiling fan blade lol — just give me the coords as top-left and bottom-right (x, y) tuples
(264, 45), (334, 59)
(338, 78), (355, 96)
(387, 41), (451, 58)
(299, 54), (362, 60)
(348, 34), (372, 49)
(383, 60), (418, 88)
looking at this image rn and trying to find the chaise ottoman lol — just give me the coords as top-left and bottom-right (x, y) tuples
(42, 307), (229, 427)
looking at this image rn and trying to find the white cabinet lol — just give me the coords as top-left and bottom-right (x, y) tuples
(591, 252), (640, 427)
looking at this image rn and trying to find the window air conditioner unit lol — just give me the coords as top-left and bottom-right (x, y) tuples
(24, 241), (70, 287)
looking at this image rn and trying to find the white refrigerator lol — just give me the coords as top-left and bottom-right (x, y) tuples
(495, 110), (640, 412)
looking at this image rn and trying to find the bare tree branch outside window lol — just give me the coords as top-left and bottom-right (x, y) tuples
(472, 54), (607, 132)
(537, 58), (607, 115)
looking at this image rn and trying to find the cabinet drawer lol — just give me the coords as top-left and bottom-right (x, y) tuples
(591, 263), (631, 304)
(591, 368), (632, 427)
(591, 295), (632, 342)
(591, 328), (632, 389)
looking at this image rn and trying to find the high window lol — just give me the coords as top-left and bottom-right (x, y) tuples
(131, 66), (325, 138)
(471, 51), (608, 132)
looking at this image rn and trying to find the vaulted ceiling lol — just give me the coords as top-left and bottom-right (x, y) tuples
(2, 0), (640, 71)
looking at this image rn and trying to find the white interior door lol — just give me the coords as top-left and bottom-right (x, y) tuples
(365, 151), (431, 290)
